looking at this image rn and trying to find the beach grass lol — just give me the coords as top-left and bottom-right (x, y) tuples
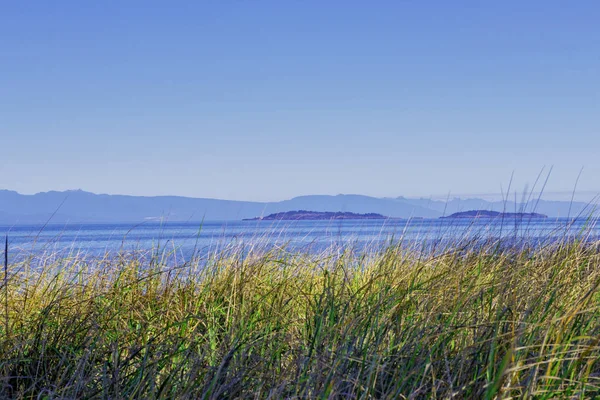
(1, 237), (600, 399)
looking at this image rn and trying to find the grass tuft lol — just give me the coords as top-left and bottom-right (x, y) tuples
(1, 238), (600, 398)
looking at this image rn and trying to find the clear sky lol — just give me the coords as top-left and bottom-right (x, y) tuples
(1, 1), (598, 201)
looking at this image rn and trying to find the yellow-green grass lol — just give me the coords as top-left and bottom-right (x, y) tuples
(1, 239), (600, 399)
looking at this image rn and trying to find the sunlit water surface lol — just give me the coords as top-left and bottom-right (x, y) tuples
(3, 218), (599, 263)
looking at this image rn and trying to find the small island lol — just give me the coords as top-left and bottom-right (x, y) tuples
(244, 210), (389, 221)
(441, 210), (548, 219)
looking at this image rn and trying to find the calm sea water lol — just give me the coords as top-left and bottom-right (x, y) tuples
(3, 218), (599, 260)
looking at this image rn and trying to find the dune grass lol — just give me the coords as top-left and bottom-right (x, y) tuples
(1, 237), (600, 399)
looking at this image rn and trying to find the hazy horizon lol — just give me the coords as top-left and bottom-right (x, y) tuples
(1, 186), (598, 204)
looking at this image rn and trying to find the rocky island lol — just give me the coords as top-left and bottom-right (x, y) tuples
(441, 210), (547, 219)
(244, 210), (389, 221)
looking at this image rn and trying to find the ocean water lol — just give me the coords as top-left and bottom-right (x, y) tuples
(3, 217), (599, 261)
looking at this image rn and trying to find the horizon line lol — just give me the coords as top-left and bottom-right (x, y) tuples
(2, 188), (598, 204)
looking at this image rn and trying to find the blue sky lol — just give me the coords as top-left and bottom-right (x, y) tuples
(1, 1), (598, 201)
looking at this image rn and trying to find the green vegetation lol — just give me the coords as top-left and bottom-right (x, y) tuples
(1, 239), (600, 398)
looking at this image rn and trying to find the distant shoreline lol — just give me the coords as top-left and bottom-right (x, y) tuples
(441, 210), (548, 219)
(1, 190), (592, 223)
(245, 209), (550, 221)
(243, 210), (389, 221)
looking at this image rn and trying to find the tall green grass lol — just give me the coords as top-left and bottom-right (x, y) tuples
(1, 238), (599, 398)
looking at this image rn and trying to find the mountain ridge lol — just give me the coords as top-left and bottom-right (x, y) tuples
(0, 189), (595, 224)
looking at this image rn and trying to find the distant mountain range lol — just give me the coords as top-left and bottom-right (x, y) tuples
(0, 189), (597, 224)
